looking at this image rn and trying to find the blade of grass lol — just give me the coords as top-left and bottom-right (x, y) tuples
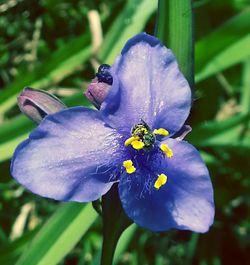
(16, 203), (98, 265)
(188, 112), (250, 147)
(241, 59), (250, 114)
(155, 0), (194, 87)
(186, 233), (199, 265)
(113, 224), (137, 264)
(196, 34), (250, 82)
(195, 9), (250, 82)
(0, 133), (28, 162)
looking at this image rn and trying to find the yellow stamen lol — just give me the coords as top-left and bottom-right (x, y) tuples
(160, 143), (173, 158)
(153, 128), (169, 136)
(134, 127), (148, 135)
(131, 140), (145, 150)
(154, 173), (168, 190)
(124, 136), (144, 150)
(123, 160), (136, 174)
(124, 136), (139, 146)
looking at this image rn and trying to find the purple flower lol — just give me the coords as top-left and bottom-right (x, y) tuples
(11, 33), (214, 233)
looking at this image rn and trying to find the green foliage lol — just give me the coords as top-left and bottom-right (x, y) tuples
(156, 0), (194, 86)
(196, 8), (250, 82)
(16, 203), (97, 265)
(0, 0), (250, 264)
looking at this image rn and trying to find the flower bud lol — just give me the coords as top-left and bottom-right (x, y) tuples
(84, 78), (111, 109)
(18, 87), (66, 124)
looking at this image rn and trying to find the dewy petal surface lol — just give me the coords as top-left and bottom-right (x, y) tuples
(119, 138), (214, 232)
(101, 33), (192, 134)
(11, 107), (121, 202)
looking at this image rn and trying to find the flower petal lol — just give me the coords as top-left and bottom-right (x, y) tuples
(11, 107), (122, 202)
(101, 33), (192, 134)
(119, 138), (214, 232)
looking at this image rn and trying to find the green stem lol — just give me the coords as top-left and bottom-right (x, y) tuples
(155, 0), (194, 88)
(101, 227), (120, 265)
(100, 184), (132, 265)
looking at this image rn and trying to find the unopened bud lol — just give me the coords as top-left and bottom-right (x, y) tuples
(18, 87), (66, 123)
(85, 78), (111, 109)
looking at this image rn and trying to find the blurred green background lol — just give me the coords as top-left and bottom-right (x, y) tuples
(0, 0), (250, 264)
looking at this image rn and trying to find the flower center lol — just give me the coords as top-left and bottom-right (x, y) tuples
(131, 121), (156, 149)
(123, 121), (173, 190)
(124, 120), (170, 151)
(124, 121), (156, 150)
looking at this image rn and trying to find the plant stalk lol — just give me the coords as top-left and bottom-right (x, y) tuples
(155, 0), (194, 89)
(100, 184), (131, 265)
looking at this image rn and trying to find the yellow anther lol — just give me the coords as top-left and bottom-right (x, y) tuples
(134, 127), (148, 135)
(142, 127), (148, 134)
(153, 128), (169, 136)
(124, 136), (139, 146)
(123, 160), (136, 174)
(131, 140), (145, 150)
(160, 143), (173, 158)
(154, 173), (168, 190)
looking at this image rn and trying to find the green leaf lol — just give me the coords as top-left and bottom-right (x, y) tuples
(0, 116), (33, 145)
(196, 9), (250, 82)
(0, 133), (28, 162)
(98, 0), (157, 64)
(16, 203), (98, 265)
(155, 0), (194, 86)
(113, 224), (137, 264)
(188, 112), (250, 147)
(200, 151), (218, 165)
(196, 34), (250, 82)
(241, 59), (250, 114)
(186, 233), (199, 265)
